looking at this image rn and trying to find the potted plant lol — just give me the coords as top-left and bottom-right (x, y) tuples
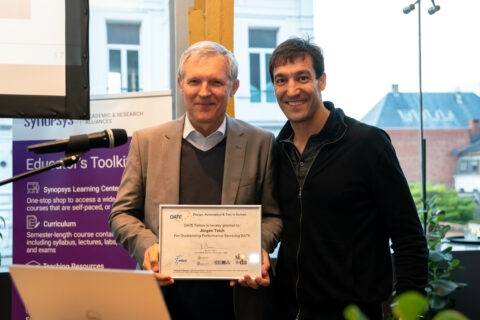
(344, 195), (468, 320)
(419, 196), (467, 318)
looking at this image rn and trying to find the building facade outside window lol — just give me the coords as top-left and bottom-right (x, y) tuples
(89, 0), (170, 96)
(234, 0), (314, 135)
(106, 22), (141, 93)
(248, 29), (277, 103)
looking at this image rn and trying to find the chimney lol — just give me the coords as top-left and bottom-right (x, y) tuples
(456, 91), (463, 104)
(469, 119), (480, 142)
(392, 84), (399, 96)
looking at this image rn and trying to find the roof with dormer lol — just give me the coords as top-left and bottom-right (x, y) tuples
(361, 92), (480, 129)
(456, 139), (480, 156)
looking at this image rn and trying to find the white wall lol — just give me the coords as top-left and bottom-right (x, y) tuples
(454, 174), (480, 193)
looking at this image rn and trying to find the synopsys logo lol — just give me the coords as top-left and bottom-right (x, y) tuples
(24, 118), (74, 130)
(175, 255), (187, 265)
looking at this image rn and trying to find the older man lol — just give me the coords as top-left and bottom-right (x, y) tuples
(109, 41), (281, 320)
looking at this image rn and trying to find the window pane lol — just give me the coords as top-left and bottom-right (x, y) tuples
(265, 53), (275, 102)
(109, 49), (121, 73)
(108, 49), (121, 93)
(127, 50), (139, 92)
(250, 53), (260, 103)
(471, 160), (479, 172)
(107, 23), (140, 45)
(314, 1), (480, 234)
(248, 29), (277, 48)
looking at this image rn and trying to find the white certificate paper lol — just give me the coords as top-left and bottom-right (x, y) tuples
(159, 205), (261, 279)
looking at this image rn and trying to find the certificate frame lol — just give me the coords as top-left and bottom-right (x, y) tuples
(158, 204), (261, 279)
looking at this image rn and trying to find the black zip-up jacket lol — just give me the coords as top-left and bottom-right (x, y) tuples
(274, 103), (428, 320)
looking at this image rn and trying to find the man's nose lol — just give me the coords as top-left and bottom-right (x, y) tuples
(199, 82), (211, 97)
(286, 79), (299, 96)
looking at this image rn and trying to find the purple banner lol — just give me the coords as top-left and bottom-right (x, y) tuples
(11, 139), (137, 319)
(10, 92), (172, 320)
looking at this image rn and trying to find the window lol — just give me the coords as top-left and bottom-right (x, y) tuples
(315, 1), (480, 236)
(471, 160), (479, 173)
(233, 0), (313, 136)
(106, 23), (141, 93)
(88, 0), (170, 96)
(248, 29), (277, 103)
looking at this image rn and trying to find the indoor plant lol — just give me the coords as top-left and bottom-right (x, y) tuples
(344, 195), (468, 320)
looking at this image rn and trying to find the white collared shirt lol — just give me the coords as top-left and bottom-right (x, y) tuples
(182, 114), (226, 151)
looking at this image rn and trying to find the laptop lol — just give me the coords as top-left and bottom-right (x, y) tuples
(8, 264), (170, 320)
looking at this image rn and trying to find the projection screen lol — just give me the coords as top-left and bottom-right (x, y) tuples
(0, 0), (89, 119)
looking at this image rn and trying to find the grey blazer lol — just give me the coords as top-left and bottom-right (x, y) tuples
(109, 114), (281, 260)
(109, 115), (281, 319)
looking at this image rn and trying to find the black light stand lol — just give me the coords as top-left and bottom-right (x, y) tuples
(403, 0), (440, 234)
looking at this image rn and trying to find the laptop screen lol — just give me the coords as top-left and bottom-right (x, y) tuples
(9, 264), (170, 320)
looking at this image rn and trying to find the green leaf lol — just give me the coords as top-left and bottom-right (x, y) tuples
(432, 279), (458, 296)
(429, 250), (447, 262)
(392, 291), (427, 320)
(436, 209), (446, 216)
(429, 294), (450, 310)
(444, 253), (453, 261)
(433, 309), (469, 320)
(427, 232), (442, 241)
(428, 195), (438, 206)
(451, 259), (460, 267)
(343, 305), (369, 320)
(442, 246), (453, 254)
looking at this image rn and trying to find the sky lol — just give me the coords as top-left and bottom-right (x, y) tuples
(313, 0), (480, 120)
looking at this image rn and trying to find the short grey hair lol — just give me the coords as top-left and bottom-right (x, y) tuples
(177, 41), (238, 82)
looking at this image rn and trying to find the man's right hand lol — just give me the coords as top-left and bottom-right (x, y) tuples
(143, 243), (175, 286)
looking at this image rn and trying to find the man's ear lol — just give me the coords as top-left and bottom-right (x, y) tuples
(318, 72), (327, 91)
(177, 76), (184, 95)
(230, 79), (240, 97)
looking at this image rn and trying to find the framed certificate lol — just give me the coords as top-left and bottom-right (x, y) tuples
(159, 205), (261, 279)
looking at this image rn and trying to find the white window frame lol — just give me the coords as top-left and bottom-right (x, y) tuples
(248, 28), (277, 104)
(249, 47), (274, 103)
(107, 43), (141, 93)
